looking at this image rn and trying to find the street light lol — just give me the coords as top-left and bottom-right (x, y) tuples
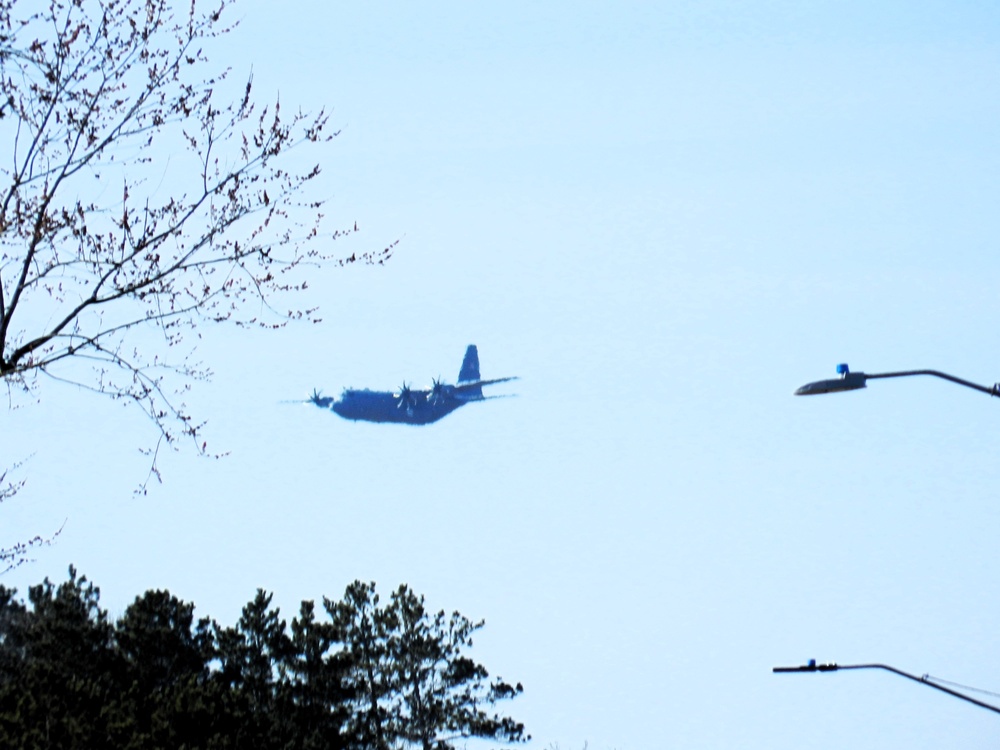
(773, 660), (1000, 715)
(794, 364), (1000, 398)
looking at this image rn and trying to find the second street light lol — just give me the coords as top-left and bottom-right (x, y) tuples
(794, 364), (1000, 399)
(773, 660), (1000, 716)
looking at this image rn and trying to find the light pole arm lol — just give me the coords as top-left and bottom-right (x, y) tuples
(795, 364), (1000, 398)
(773, 662), (1000, 715)
(865, 370), (1000, 398)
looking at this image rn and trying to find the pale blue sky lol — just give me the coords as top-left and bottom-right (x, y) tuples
(5, 1), (1000, 747)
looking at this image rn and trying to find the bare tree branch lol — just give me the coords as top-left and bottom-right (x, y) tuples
(0, 0), (395, 495)
(0, 456), (66, 571)
(1, 521), (64, 574)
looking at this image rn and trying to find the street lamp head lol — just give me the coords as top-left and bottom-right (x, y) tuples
(795, 363), (868, 396)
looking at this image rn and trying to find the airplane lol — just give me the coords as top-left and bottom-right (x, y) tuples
(309, 345), (517, 425)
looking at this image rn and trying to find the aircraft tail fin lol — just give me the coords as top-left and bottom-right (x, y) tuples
(457, 345), (482, 397)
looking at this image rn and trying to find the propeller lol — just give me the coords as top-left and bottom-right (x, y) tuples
(308, 389), (334, 408)
(395, 382), (418, 412)
(427, 377), (449, 405)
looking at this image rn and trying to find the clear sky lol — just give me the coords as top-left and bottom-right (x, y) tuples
(5, 0), (1000, 747)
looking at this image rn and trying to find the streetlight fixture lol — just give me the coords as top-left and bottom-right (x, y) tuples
(773, 660), (1000, 715)
(794, 364), (1000, 398)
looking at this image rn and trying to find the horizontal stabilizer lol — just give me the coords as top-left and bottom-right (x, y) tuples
(452, 376), (519, 392)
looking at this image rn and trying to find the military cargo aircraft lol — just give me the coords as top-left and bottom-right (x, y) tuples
(309, 345), (517, 425)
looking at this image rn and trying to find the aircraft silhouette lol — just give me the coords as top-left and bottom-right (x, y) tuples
(309, 345), (517, 425)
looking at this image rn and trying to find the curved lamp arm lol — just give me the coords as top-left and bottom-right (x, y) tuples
(795, 364), (1000, 398)
(773, 661), (1000, 715)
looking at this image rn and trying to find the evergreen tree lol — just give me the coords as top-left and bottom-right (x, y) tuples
(326, 581), (399, 750)
(214, 589), (292, 747)
(0, 571), (526, 750)
(386, 585), (528, 750)
(0, 568), (118, 749)
(111, 589), (233, 749)
(330, 581), (529, 750)
(282, 600), (352, 750)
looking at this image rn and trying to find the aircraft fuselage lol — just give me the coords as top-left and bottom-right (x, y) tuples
(327, 387), (466, 424)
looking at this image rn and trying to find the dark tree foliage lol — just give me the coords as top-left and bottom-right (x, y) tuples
(0, 571), (527, 750)
(112, 588), (231, 748)
(283, 599), (354, 749)
(0, 568), (118, 749)
(214, 589), (300, 747)
(328, 580), (399, 750)
(386, 585), (527, 750)
(324, 582), (529, 750)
